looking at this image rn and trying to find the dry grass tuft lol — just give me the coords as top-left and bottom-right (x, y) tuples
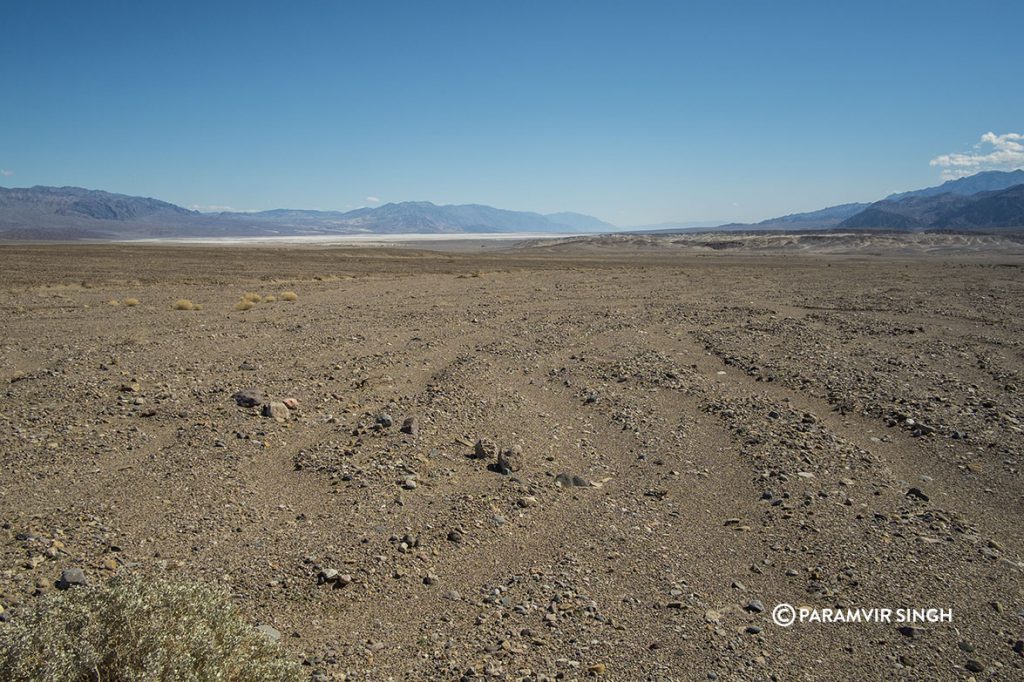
(280, 291), (298, 301)
(172, 299), (196, 311)
(262, 294), (277, 303)
(234, 300), (254, 311)
(0, 577), (303, 681)
(242, 292), (263, 303)
(123, 298), (140, 307)
(107, 299), (120, 306)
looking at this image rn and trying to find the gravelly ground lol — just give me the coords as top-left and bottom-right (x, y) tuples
(0, 243), (1022, 681)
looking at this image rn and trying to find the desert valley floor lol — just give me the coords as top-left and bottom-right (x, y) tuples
(0, 240), (1022, 680)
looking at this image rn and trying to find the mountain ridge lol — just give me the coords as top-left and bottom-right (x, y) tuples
(3, 169), (1024, 241)
(662, 170), (1024, 233)
(0, 188), (616, 240)
(885, 169), (1024, 201)
(839, 183), (1024, 230)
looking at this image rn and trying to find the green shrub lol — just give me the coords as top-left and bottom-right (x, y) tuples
(0, 578), (303, 681)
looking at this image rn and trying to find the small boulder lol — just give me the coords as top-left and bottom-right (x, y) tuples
(233, 388), (264, 408)
(56, 568), (87, 590)
(473, 438), (498, 460)
(255, 624), (281, 643)
(555, 472), (590, 487)
(497, 445), (524, 474)
(318, 568), (352, 588)
(262, 401), (290, 420)
(906, 487), (929, 502)
(401, 416), (419, 437)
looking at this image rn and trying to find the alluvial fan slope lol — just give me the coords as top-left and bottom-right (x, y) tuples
(0, 244), (1021, 680)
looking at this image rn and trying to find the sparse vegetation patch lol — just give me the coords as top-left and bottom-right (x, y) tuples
(0, 577), (303, 681)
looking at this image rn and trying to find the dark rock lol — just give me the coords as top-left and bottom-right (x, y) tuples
(400, 416), (419, 437)
(376, 413), (393, 428)
(555, 472), (590, 487)
(233, 388), (263, 407)
(473, 438), (498, 460)
(906, 487), (929, 502)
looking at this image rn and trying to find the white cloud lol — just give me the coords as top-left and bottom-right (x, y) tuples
(0, 169), (13, 177)
(930, 131), (1024, 180)
(365, 196), (381, 203)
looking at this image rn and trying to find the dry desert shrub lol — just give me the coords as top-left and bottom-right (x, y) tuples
(262, 294), (277, 303)
(172, 299), (195, 311)
(234, 300), (254, 311)
(280, 291), (298, 301)
(242, 292), (263, 303)
(123, 298), (139, 307)
(107, 299), (120, 306)
(0, 577), (303, 681)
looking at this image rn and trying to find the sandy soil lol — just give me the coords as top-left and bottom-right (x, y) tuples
(0, 241), (1022, 680)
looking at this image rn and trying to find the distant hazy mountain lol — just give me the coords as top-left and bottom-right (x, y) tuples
(0, 187), (615, 239)
(692, 203), (870, 233)
(752, 202), (869, 228)
(886, 169), (1024, 201)
(839, 184), (1024, 230)
(0, 185), (195, 223)
(626, 220), (731, 233)
(544, 212), (617, 232)
(215, 202), (612, 234)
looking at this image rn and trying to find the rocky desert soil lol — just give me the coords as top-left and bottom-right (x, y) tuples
(0, 241), (1022, 680)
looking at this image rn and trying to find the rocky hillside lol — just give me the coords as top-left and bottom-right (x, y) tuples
(840, 184), (1024, 230)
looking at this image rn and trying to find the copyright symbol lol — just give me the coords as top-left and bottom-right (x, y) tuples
(772, 603), (796, 627)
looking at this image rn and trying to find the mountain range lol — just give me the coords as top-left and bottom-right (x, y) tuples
(715, 170), (1024, 232)
(1, 169), (1023, 240)
(839, 183), (1024, 230)
(0, 188), (615, 240)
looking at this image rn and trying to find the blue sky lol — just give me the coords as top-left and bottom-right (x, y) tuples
(1, 1), (1022, 225)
